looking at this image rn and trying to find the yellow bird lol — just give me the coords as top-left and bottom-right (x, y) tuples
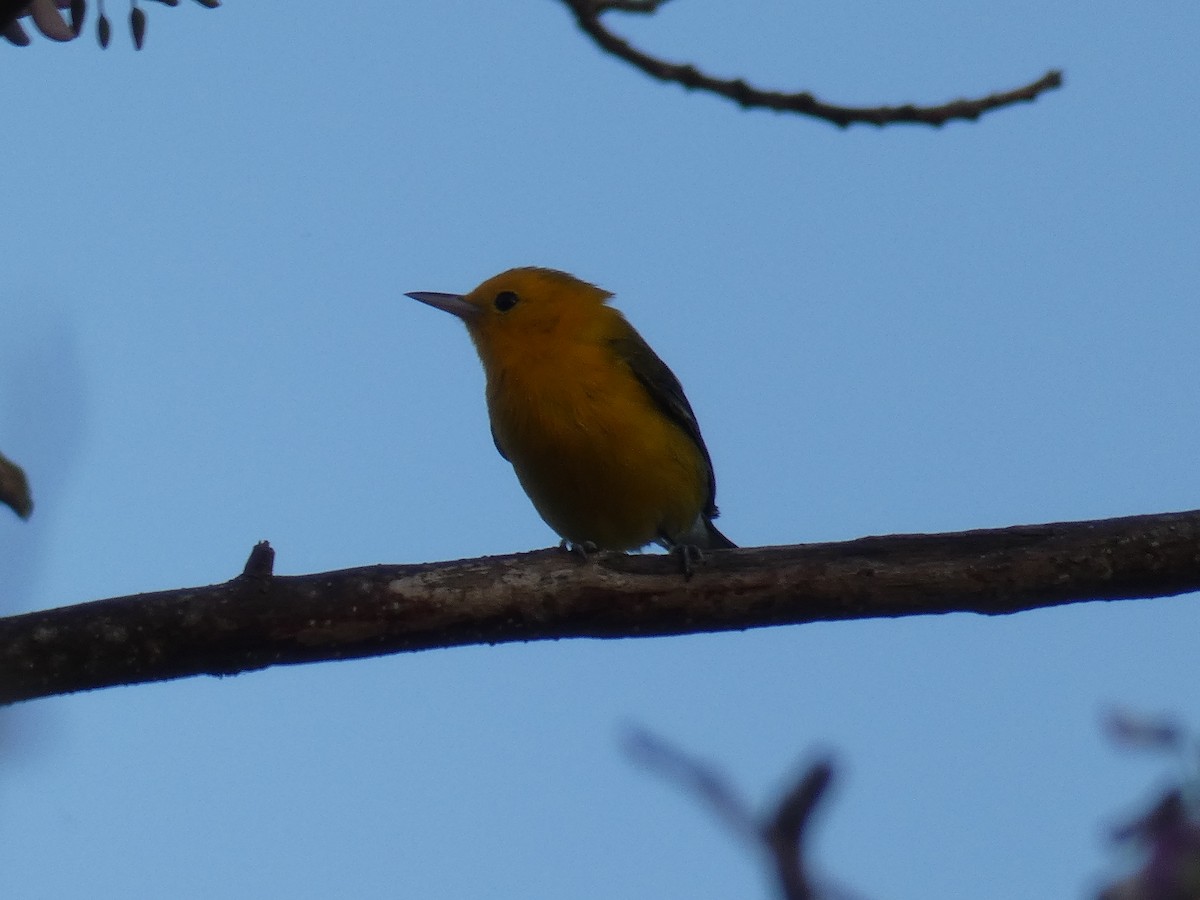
(406, 267), (734, 554)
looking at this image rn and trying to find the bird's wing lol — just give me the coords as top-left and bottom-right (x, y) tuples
(490, 422), (510, 461)
(609, 332), (720, 520)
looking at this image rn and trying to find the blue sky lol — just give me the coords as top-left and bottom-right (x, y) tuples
(2, 2), (1199, 897)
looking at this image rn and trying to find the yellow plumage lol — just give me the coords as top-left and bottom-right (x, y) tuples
(407, 267), (733, 552)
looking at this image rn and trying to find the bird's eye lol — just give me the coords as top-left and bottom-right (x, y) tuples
(494, 290), (519, 312)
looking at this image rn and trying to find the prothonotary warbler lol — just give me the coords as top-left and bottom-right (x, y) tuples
(406, 267), (735, 554)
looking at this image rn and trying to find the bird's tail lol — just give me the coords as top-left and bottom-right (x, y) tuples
(701, 517), (736, 550)
(659, 516), (737, 552)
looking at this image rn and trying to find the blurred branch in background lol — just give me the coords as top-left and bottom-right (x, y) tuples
(0, 0), (218, 50)
(2, 508), (1199, 705)
(626, 728), (852, 900)
(0, 450), (32, 520)
(558, 0), (1063, 127)
(1, 0), (72, 43)
(1097, 709), (1200, 900)
(630, 711), (1200, 900)
(2, 0), (1061, 126)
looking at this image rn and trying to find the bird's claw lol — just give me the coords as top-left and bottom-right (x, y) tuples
(559, 539), (599, 561)
(673, 543), (703, 579)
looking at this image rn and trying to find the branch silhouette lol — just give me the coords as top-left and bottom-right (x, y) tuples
(2, 0), (218, 49)
(3, 0), (1062, 126)
(560, 0), (1062, 127)
(3, 509), (1198, 705)
(627, 728), (840, 900)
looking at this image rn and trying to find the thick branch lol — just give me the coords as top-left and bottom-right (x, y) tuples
(560, 0), (1063, 127)
(3, 509), (1199, 705)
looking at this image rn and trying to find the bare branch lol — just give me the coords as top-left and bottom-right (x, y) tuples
(765, 761), (834, 900)
(2, 508), (1199, 705)
(0, 450), (32, 519)
(559, 0), (1063, 127)
(625, 728), (758, 839)
(626, 728), (838, 900)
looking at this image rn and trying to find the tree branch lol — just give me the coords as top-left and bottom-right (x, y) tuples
(4, 0), (1063, 128)
(3, 508), (1199, 705)
(627, 728), (838, 900)
(765, 760), (834, 900)
(559, 0), (1063, 127)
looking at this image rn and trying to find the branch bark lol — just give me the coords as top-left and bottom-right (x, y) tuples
(560, 0), (1062, 127)
(2, 509), (1198, 705)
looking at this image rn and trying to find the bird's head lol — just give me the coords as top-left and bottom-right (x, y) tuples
(406, 267), (614, 358)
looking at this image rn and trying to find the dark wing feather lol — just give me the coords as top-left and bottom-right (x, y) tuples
(609, 333), (720, 520)
(490, 422), (510, 461)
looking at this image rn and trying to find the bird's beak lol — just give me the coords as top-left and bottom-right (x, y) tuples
(405, 291), (479, 321)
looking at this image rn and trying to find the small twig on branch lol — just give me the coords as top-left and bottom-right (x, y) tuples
(0, 450), (32, 519)
(241, 540), (276, 579)
(2, 508), (1199, 705)
(593, 0), (674, 12)
(559, 0), (1063, 127)
(626, 728), (838, 900)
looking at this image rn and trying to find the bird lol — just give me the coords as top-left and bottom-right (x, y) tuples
(406, 267), (735, 555)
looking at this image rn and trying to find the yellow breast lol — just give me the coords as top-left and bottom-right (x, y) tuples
(484, 328), (708, 550)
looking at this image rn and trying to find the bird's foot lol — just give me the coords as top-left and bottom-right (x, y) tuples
(559, 539), (599, 561)
(672, 543), (703, 579)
